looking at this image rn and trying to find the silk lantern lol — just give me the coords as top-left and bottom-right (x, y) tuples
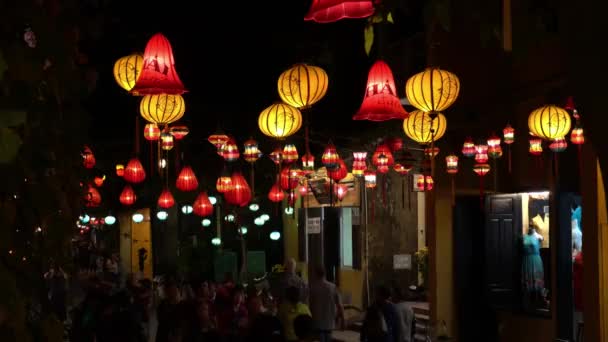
(462, 137), (475, 157)
(529, 138), (543, 156)
(85, 185), (101, 207)
(424, 147), (440, 159)
(130, 33), (186, 95)
(225, 172), (251, 207)
(140, 93), (186, 126)
(302, 153), (315, 173)
(82, 146), (96, 169)
(329, 159), (348, 181)
(243, 139), (262, 163)
(124, 158), (146, 183)
(216, 175), (233, 193)
(403, 110), (447, 145)
(446, 154), (458, 205)
(119, 185), (136, 206)
(278, 64), (328, 108)
(208, 133), (229, 151)
(304, 0), (374, 23)
(364, 169), (377, 188)
(221, 138), (240, 162)
(549, 138), (568, 153)
(94, 175), (105, 187)
(405, 67), (460, 113)
(116, 164), (125, 177)
(352, 152), (367, 176)
(503, 124), (515, 173)
(270, 148), (283, 165)
(170, 126), (189, 140)
(417, 175), (434, 191)
(161, 132), (174, 150)
(473, 163), (490, 206)
(157, 189), (175, 208)
(268, 184), (285, 202)
(193, 192), (214, 217)
(176, 166), (198, 191)
(571, 126), (584, 145)
(528, 105), (571, 140)
(372, 144), (394, 168)
(144, 123), (161, 141)
(282, 144), (299, 164)
(113, 54), (143, 92)
(353, 60), (408, 121)
(258, 103), (303, 139)
(487, 134), (503, 159)
(474, 144), (489, 164)
(280, 167), (301, 191)
(322, 143), (340, 169)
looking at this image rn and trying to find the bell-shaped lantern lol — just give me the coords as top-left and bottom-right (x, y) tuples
(268, 184), (285, 202)
(130, 33), (187, 95)
(157, 189), (175, 208)
(224, 172), (252, 207)
(354, 60), (408, 121)
(372, 144), (394, 171)
(176, 166), (198, 191)
(322, 144), (340, 169)
(124, 158), (146, 183)
(119, 185), (136, 206)
(193, 192), (213, 217)
(304, 0), (374, 23)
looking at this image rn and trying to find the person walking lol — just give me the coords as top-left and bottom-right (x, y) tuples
(309, 265), (344, 342)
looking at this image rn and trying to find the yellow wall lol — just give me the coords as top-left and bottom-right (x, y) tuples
(339, 268), (364, 309)
(596, 161), (608, 340)
(283, 197), (300, 262)
(119, 209), (153, 280)
(434, 193), (454, 336)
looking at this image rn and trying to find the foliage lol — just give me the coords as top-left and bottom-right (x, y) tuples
(414, 246), (428, 287)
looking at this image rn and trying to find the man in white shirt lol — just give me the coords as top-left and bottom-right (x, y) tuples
(309, 265), (344, 342)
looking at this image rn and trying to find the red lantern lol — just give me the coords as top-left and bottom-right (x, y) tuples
(282, 144), (299, 164)
(423, 147), (440, 159)
(157, 189), (175, 208)
(270, 148), (283, 165)
(243, 139), (262, 163)
(124, 158), (146, 183)
(386, 137), (403, 152)
(364, 169), (377, 188)
(280, 167), (301, 190)
(224, 172), (252, 207)
(354, 60), (408, 121)
(176, 166), (198, 191)
(94, 175), (105, 187)
(298, 184), (309, 196)
(352, 152), (367, 176)
(445, 155), (459, 174)
(372, 144), (394, 173)
(529, 138), (543, 156)
(329, 159), (348, 181)
(116, 164), (125, 177)
(462, 137), (475, 157)
(82, 146), (96, 169)
(216, 176), (233, 193)
(208, 133), (229, 152)
(130, 33), (186, 95)
(302, 152), (315, 172)
(170, 125), (189, 140)
(474, 144), (489, 163)
(334, 183), (349, 202)
(571, 127), (585, 145)
(503, 124), (515, 145)
(268, 184), (285, 202)
(393, 163), (411, 175)
(85, 185), (101, 207)
(161, 132), (174, 150)
(193, 192), (213, 217)
(119, 185), (136, 206)
(487, 134), (503, 159)
(549, 138), (568, 153)
(417, 175), (434, 191)
(322, 144), (340, 169)
(144, 123), (161, 141)
(473, 163), (490, 176)
(221, 138), (240, 162)
(304, 0), (374, 23)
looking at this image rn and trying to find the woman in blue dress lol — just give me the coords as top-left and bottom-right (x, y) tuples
(522, 226), (545, 306)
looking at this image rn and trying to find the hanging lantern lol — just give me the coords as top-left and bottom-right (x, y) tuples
(375, 154), (390, 174)
(528, 105), (572, 141)
(157, 189), (175, 208)
(193, 192), (213, 217)
(94, 175), (106, 187)
(82, 146), (96, 169)
(385, 137), (403, 153)
(270, 148), (283, 165)
(119, 185), (136, 206)
(124, 158), (146, 183)
(116, 164), (125, 177)
(224, 172), (252, 207)
(334, 183), (349, 202)
(208, 133), (229, 151)
(417, 175), (434, 191)
(474, 144), (489, 164)
(130, 33), (186, 95)
(301, 152), (315, 172)
(473, 163), (490, 176)
(282, 144), (299, 164)
(403, 110), (447, 145)
(571, 126), (585, 145)
(258, 103), (303, 139)
(243, 139), (262, 163)
(85, 185), (101, 207)
(304, 0), (374, 23)
(298, 184), (309, 196)
(352, 152), (367, 176)
(462, 137), (475, 157)
(329, 159), (348, 181)
(221, 138), (240, 162)
(487, 134), (503, 159)
(113, 53), (143, 92)
(405, 67), (460, 113)
(364, 169), (377, 188)
(529, 138), (543, 156)
(353, 60), (408, 121)
(372, 144), (394, 174)
(278, 64), (328, 108)
(393, 163), (412, 175)
(549, 138), (568, 153)
(161, 132), (174, 150)
(169, 125), (189, 140)
(446, 155), (459, 174)
(268, 184), (285, 202)
(176, 166), (198, 191)
(322, 144), (340, 169)
(280, 167), (301, 190)
(144, 123), (161, 141)
(503, 124), (515, 145)
(140, 94), (186, 126)
(216, 175), (233, 193)
(424, 147), (440, 159)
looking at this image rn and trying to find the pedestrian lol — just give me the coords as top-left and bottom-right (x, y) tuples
(309, 265), (344, 342)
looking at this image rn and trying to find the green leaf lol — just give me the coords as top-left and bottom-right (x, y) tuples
(0, 110), (27, 127)
(0, 127), (22, 163)
(364, 24), (374, 56)
(387, 12), (394, 24)
(0, 51), (7, 81)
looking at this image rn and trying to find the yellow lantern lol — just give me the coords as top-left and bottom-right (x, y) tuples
(405, 67), (460, 113)
(113, 54), (143, 92)
(277, 64), (328, 108)
(258, 103), (302, 139)
(528, 105), (571, 140)
(140, 94), (186, 126)
(403, 110), (447, 145)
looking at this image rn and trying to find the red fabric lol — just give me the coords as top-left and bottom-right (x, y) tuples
(305, 0), (374, 23)
(157, 189), (175, 208)
(119, 185), (136, 206)
(176, 166), (199, 192)
(124, 158), (146, 183)
(573, 252), (583, 311)
(224, 172), (252, 207)
(354, 60), (408, 121)
(193, 192), (213, 217)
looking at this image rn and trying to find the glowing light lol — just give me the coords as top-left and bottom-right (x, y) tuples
(181, 205), (193, 214)
(285, 207), (294, 215)
(261, 214), (270, 221)
(156, 211), (168, 220)
(211, 237), (221, 246)
(249, 203), (260, 212)
(270, 231), (281, 241)
(225, 214), (235, 222)
(254, 217), (265, 226)
(240, 227), (248, 235)
(208, 196), (217, 205)
(132, 213), (144, 223)
(202, 219), (212, 227)
(79, 214), (90, 223)
(104, 215), (116, 225)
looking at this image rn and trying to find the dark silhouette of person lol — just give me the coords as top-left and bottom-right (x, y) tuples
(138, 248), (147, 273)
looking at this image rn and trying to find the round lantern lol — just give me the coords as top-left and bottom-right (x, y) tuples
(278, 64), (328, 108)
(282, 144), (299, 164)
(144, 123), (161, 141)
(221, 138), (240, 162)
(529, 138), (543, 156)
(243, 139), (262, 163)
(403, 110), (447, 145)
(170, 126), (189, 140)
(176, 166), (198, 191)
(157, 189), (175, 208)
(113, 54), (143, 92)
(161, 132), (174, 150)
(446, 155), (459, 174)
(503, 124), (515, 144)
(528, 105), (571, 140)
(82, 146), (96, 169)
(462, 137), (475, 157)
(193, 192), (213, 217)
(119, 185), (136, 206)
(353, 60), (408, 121)
(116, 164), (125, 177)
(549, 138), (568, 152)
(372, 144), (394, 168)
(268, 184), (285, 202)
(329, 159), (348, 181)
(85, 185), (101, 207)
(124, 158), (146, 183)
(304, 0), (374, 23)
(322, 144), (340, 169)
(405, 67), (460, 113)
(140, 93), (186, 126)
(571, 126), (585, 145)
(258, 103), (303, 139)
(216, 175), (233, 193)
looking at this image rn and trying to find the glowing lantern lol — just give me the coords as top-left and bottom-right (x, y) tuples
(529, 138), (543, 156)
(549, 138), (568, 153)
(473, 163), (490, 176)
(119, 185), (136, 206)
(462, 137), (475, 157)
(424, 147), (440, 159)
(130, 33), (186, 95)
(329, 159), (348, 181)
(322, 144), (340, 169)
(571, 126), (585, 145)
(528, 105), (571, 140)
(372, 144), (394, 169)
(334, 183), (349, 202)
(94, 175), (106, 187)
(278, 64), (328, 109)
(403, 110), (447, 145)
(302, 153), (315, 172)
(193, 192), (214, 217)
(176, 166), (198, 191)
(116, 164), (125, 177)
(298, 184), (309, 196)
(375, 154), (390, 174)
(216, 175), (233, 193)
(221, 138), (240, 162)
(474, 145), (489, 164)
(269, 148), (283, 165)
(113, 54), (143, 92)
(503, 124), (515, 144)
(124, 158), (146, 183)
(386, 137), (403, 152)
(169, 126), (189, 140)
(140, 94), (186, 126)
(352, 152), (367, 176)
(258, 103), (303, 139)
(161, 132), (174, 150)
(405, 67), (460, 113)
(208, 133), (229, 150)
(354, 60), (408, 121)
(243, 139), (262, 163)
(268, 184), (285, 202)
(157, 189), (175, 208)
(417, 175), (434, 191)
(487, 134), (503, 159)
(82, 146), (96, 169)
(282, 144), (299, 164)
(364, 169), (377, 188)
(446, 155), (459, 174)
(85, 185), (101, 207)
(144, 123), (161, 141)
(280, 167), (301, 190)
(393, 163), (412, 175)
(304, 0), (374, 22)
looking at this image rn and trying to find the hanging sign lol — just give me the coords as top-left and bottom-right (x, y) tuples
(393, 254), (412, 270)
(307, 217), (321, 234)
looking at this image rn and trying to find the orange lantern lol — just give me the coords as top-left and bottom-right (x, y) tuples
(119, 185), (136, 206)
(282, 144), (299, 164)
(216, 175), (233, 193)
(157, 189), (175, 208)
(116, 164), (125, 177)
(329, 159), (348, 181)
(304, 0), (374, 23)
(85, 185), (101, 207)
(571, 126), (585, 145)
(353, 60), (408, 121)
(170, 125), (189, 140)
(94, 175), (106, 187)
(130, 33), (187, 95)
(193, 192), (213, 217)
(322, 144), (340, 169)
(124, 158), (146, 183)
(144, 123), (161, 141)
(224, 172), (252, 207)
(268, 184), (285, 202)
(176, 166), (198, 192)
(462, 137), (475, 157)
(82, 146), (96, 169)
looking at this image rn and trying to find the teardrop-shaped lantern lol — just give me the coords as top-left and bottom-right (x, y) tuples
(224, 172), (252, 207)
(280, 167), (301, 191)
(119, 185), (137, 206)
(322, 143), (340, 169)
(268, 184), (285, 202)
(124, 158), (146, 183)
(131, 33), (187, 95)
(304, 0), (374, 23)
(282, 144), (299, 164)
(193, 192), (213, 217)
(157, 189), (175, 208)
(354, 60), (408, 121)
(176, 166), (199, 191)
